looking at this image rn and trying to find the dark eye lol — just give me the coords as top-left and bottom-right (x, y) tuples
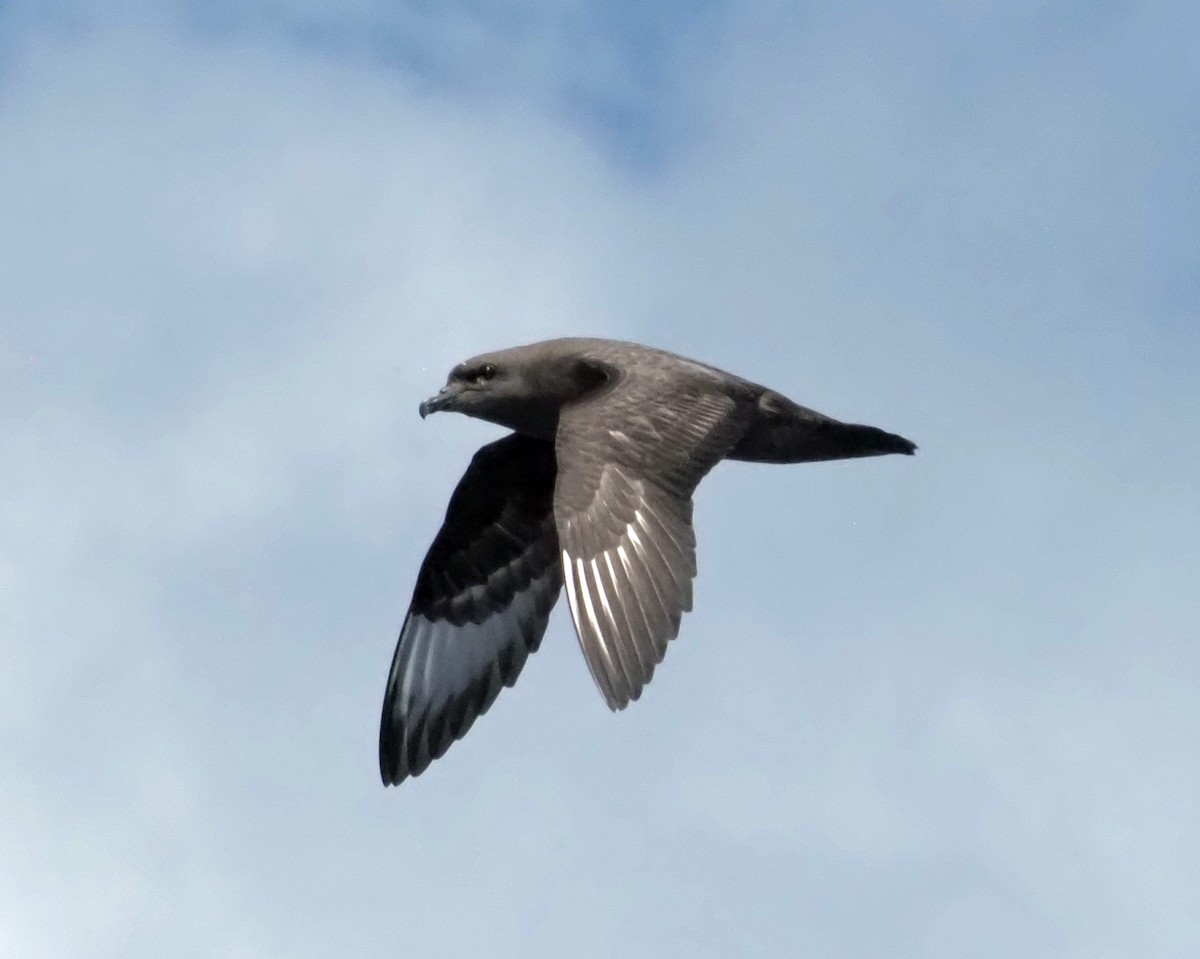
(472, 363), (498, 383)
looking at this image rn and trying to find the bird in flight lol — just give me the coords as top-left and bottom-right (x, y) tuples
(380, 337), (915, 785)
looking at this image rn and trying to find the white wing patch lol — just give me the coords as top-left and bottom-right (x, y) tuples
(576, 557), (606, 648)
(591, 556), (618, 637)
(626, 517), (649, 563)
(558, 471), (697, 710)
(562, 548), (584, 643)
(391, 567), (558, 768)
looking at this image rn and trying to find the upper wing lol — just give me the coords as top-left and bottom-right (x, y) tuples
(553, 364), (750, 709)
(379, 433), (561, 786)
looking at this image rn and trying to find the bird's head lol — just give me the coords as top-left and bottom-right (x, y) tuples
(419, 342), (615, 438)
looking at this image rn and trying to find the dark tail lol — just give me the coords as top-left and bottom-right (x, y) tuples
(726, 391), (916, 464)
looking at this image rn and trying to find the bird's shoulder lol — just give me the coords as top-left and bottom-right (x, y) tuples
(558, 339), (757, 406)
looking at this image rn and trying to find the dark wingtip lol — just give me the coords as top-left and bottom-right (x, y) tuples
(379, 687), (408, 788)
(379, 734), (402, 787)
(379, 758), (401, 787)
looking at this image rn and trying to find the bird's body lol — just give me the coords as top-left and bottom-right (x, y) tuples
(380, 338), (915, 785)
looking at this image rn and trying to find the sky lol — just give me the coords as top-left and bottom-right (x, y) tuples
(2, 0), (1198, 956)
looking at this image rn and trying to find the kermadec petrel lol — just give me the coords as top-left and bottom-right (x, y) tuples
(380, 337), (915, 785)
